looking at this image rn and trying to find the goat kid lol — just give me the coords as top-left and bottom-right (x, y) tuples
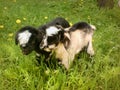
(39, 22), (96, 69)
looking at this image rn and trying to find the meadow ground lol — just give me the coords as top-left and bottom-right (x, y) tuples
(0, 0), (120, 90)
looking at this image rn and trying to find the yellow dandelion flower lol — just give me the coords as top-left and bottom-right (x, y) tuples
(0, 25), (4, 29)
(13, 0), (16, 2)
(16, 19), (21, 24)
(44, 16), (48, 19)
(23, 17), (26, 20)
(45, 69), (50, 75)
(8, 33), (14, 37)
(70, 22), (73, 26)
(65, 18), (68, 20)
(88, 16), (91, 20)
(4, 7), (7, 10)
(53, 70), (59, 74)
(7, 38), (12, 41)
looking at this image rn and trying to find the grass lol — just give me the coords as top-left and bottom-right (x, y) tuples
(0, 0), (120, 90)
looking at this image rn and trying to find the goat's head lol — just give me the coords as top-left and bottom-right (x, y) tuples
(39, 25), (70, 51)
(15, 26), (43, 55)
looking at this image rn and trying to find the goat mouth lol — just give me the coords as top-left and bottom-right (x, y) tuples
(39, 46), (44, 49)
(40, 45), (48, 49)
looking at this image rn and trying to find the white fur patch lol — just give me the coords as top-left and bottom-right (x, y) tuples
(41, 37), (47, 48)
(46, 26), (60, 36)
(18, 30), (32, 45)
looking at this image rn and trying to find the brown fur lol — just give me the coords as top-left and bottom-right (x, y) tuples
(97, 0), (114, 9)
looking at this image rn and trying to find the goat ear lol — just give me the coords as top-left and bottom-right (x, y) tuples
(64, 32), (70, 40)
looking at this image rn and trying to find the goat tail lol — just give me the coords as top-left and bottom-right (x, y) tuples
(90, 25), (96, 30)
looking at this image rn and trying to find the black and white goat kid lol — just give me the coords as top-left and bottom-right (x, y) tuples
(36, 17), (70, 59)
(39, 22), (96, 69)
(15, 17), (70, 63)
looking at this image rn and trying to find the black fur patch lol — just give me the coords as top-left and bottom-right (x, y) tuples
(70, 22), (91, 30)
(69, 22), (92, 32)
(39, 17), (70, 29)
(38, 17), (70, 31)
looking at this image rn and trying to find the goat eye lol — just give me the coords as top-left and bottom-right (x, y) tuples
(47, 37), (54, 43)
(47, 36), (59, 45)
